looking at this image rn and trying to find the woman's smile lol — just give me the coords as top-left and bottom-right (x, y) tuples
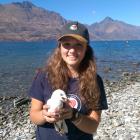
(67, 54), (78, 60)
(60, 37), (87, 69)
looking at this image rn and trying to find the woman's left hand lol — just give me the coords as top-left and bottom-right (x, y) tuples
(58, 101), (73, 120)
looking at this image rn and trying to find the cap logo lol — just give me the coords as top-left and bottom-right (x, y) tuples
(70, 24), (78, 30)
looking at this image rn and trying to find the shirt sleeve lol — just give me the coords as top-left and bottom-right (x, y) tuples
(96, 74), (108, 110)
(28, 71), (46, 103)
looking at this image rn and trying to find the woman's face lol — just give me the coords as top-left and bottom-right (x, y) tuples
(60, 37), (87, 70)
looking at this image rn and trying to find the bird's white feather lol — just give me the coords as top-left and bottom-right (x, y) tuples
(46, 89), (68, 134)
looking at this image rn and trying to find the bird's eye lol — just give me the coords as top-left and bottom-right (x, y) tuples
(60, 93), (63, 96)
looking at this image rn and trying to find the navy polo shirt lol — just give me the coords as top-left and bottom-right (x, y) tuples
(29, 71), (108, 140)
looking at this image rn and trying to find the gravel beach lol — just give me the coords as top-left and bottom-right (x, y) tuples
(0, 72), (140, 140)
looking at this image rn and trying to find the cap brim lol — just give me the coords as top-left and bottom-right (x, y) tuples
(58, 34), (87, 44)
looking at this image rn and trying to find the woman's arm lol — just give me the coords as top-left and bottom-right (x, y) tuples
(29, 98), (59, 125)
(59, 104), (102, 134)
(57, 101), (102, 134)
(29, 98), (46, 125)
(72, 110), (102, 134)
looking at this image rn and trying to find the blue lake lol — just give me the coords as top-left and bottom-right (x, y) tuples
(0, 40), (140, 97)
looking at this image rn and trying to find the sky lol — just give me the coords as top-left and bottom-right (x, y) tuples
(0, 0), (140, 26)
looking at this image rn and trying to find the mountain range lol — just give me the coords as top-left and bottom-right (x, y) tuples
(0, 1), (140, 41)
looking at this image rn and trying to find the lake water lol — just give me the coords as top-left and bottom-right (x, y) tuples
(0, 40), (140, 97)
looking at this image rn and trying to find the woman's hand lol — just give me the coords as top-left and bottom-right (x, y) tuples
(58, 100), (73, 120)
(42, 104), (60, 123)
(42, 100), (74, 122)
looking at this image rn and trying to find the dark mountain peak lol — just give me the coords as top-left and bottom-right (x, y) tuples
(0, 1), (67, 41)
(12, 1), (35, 9)
(0, 2), (140, 41)
(101, 17), (114, 23)
(88, 15), (140, 40)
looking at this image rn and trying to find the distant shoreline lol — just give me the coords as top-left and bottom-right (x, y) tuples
(0, 71), (139, 99)
(0, 39), (140, 42)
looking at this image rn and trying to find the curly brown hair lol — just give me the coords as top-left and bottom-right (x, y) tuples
(43, 43), (100, 110)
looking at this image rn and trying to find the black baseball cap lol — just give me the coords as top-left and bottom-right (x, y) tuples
(58, 21), (89, 44)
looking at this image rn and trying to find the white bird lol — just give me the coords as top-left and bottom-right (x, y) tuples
(47, 89), (68, 135)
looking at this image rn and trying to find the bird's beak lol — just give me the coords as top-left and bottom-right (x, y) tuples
(62, 97), (68, 102)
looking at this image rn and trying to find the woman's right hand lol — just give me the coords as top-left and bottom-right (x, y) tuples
(42, 104), (60, 123)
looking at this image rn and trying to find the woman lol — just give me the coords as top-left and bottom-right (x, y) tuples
(29, 21), (108, 140)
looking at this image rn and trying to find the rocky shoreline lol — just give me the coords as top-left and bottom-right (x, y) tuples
(94, 72), (140, 140)
(0, 72), (140, 140)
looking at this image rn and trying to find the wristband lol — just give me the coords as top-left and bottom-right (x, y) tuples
(70, 108), (80, 121)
